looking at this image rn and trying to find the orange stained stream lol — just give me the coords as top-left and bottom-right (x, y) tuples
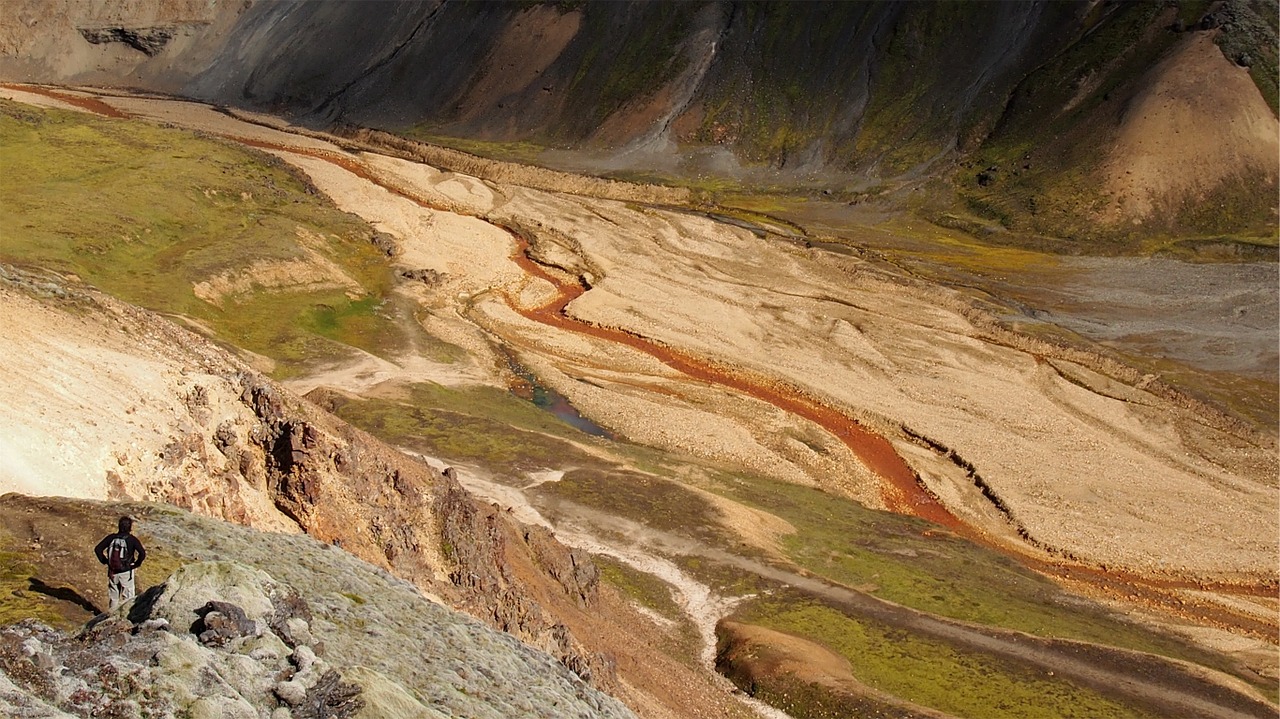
(503, 234), (961, 529)
(509, 233), (1276, 621)
(4, 85), (130, 118)
(15, 83), (1273, 618)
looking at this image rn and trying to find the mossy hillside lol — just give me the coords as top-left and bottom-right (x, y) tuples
(851, 2), (1000, 176)
(693, 2), (876, 168)
(872, 216), (1068, 276)
(0, 495), (638, 719)
(561, 1), (698, 136)
(1170, 171), (1280, 242)
(713, 664), (908, 719)
(985, 2), (1175, 156)
(0, 100), (405, 377)
(729, 595), (1157, 719)
(1214, 0), (1279, 115)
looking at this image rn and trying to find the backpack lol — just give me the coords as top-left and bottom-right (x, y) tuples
(107, 537), (130, 573)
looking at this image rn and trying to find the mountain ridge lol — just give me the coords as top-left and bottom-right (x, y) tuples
(1, 0), (1275, 244)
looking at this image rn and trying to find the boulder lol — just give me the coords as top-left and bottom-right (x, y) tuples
(134, 562), (278, 630)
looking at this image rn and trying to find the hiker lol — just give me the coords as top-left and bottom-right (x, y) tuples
(94, 515), (146, 611)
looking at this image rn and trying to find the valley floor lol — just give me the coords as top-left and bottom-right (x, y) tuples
(1, 83), (1275, 719)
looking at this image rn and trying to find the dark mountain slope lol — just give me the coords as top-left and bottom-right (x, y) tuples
(0, 0), (1275, 241)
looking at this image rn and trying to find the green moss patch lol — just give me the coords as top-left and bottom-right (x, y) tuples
(0, 539), (66, 628)
(704, 471), (1244, 678)
(729, 596), (1157, 719)
(321, 382), (608, 472)
(0, 99), (405, 378)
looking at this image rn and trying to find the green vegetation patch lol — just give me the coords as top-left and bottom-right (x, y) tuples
(0, 99), (404, 377)
(594, 556), (701, 664)
(322, 382), (607, 472)
(1214, 0), (1279, 116)
(730, 595), (1156, 719)
(705, 471), (1239, 674)
(0, 535), (65, 627)
(596, 556), (682, 620)
(541, 468), (729, 547)
(567, 2), (696, 130)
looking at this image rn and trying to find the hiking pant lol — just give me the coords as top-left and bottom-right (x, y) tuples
(107, 569), (135, 611)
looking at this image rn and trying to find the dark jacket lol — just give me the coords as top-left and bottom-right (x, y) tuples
(94, 532), (146, 575)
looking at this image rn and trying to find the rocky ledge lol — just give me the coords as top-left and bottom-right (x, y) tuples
(0, 499), (635, 719)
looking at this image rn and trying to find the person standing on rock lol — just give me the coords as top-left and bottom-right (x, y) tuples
(94, 516), (146, 611)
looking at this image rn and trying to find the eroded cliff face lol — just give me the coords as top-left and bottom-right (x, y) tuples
(0, 0), (1274, 240)
(0, 265), (622, 698)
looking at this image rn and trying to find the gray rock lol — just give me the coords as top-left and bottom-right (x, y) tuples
(291, 644), (317, 672)
(274, 679), (309, 706)
(2, 515), (637, 719)
(194, 600), (257, 646)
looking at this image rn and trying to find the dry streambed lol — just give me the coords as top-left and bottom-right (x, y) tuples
(4, 84), (1276, 717)
(30, 81), (1273, 606)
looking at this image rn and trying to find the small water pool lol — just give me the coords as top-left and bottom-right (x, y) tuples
(504, 354), (614, 439)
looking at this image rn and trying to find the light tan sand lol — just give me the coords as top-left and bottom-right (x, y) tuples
(9, 89), (1277, 587)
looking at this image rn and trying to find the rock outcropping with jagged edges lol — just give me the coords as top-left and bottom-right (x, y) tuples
(0, 263), (621, 692)
(0, 500), (636, 719)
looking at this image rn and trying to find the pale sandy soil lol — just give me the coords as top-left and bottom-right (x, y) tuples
(0, 280), (298, 533)
(0, 85), (82, 111)
(2, 89), (1275, 686)
(1101, 33), (1279, 223)
(54, 86), (1275, 583)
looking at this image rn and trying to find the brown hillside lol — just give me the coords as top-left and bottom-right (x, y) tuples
(1101, 32), (1279, 228)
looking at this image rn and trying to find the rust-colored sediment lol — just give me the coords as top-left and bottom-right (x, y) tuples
(233, 134), (957, 534)
(240, 139), (1276, 620)
(13, 85), (1270, 628)
(2, 84), (129, 118)
(505, 235), (960, 530)
(503, 236), (1278, 626)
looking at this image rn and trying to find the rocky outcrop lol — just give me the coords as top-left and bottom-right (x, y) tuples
(77, 26), (175, 56)
(0, 268), (616, 695)
(0, 541), (634, 719)
(437, 480), (613, 685)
